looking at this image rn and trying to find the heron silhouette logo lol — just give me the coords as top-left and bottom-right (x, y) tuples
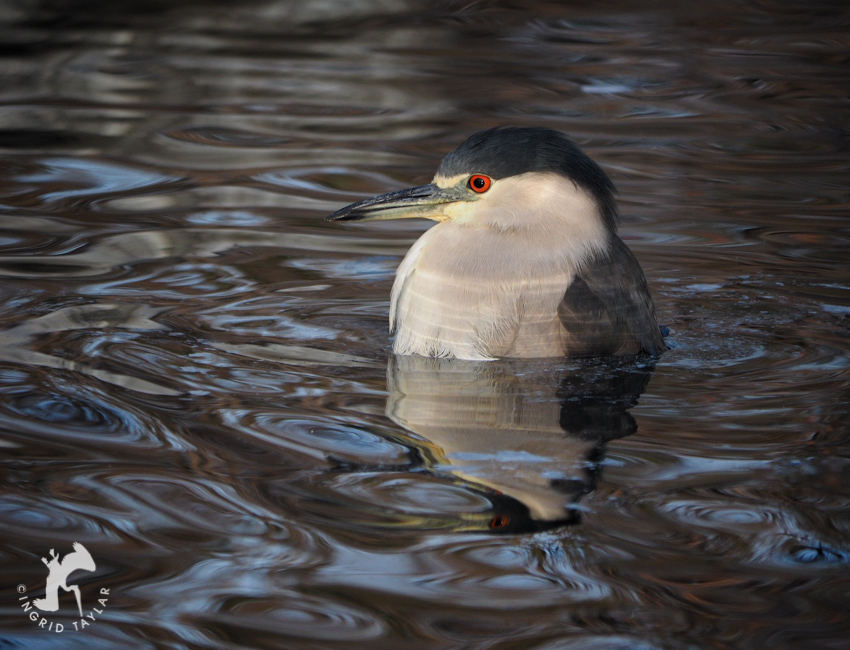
(34, 543), (95, 616)
(18, 542), (109, 634)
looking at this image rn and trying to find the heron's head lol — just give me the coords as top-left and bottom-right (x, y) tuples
(326, 127), (618, 236)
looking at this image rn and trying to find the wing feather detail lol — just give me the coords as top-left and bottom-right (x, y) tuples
(558, 236), (666, 356)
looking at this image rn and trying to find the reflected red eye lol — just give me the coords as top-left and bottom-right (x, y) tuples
(468, 174), (492, 193)
(489, 515), (510, 529)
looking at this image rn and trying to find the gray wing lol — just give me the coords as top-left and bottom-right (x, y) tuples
(558, 235), (666, 356)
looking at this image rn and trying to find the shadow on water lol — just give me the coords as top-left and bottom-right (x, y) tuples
(366, 355), (657, 534)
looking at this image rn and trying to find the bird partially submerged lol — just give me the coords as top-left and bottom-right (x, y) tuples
(327, 127), (666, 360)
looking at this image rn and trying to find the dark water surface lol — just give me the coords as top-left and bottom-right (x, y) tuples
(1, 1), (849, 648)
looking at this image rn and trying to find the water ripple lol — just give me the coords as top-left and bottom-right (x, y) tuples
(1, 2), (848, 649)
(204, 594), (387, 641)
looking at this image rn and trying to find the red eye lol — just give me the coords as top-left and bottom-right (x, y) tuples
(489, 515), (510, 529)
(468, 174), (492, 193)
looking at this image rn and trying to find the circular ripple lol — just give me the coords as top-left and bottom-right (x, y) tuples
(222, 410), (411, 466)
(326, 472), (492, 515)
(213, 594), (387, 641)
(6, 392), (114, 428)
(0, 371), (169, 449)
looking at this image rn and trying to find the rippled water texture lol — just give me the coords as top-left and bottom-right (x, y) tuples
(1, 1), (848, 648)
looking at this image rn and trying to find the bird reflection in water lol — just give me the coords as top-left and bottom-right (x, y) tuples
(384, 354), (656, 534)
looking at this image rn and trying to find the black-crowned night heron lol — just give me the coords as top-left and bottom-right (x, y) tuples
(327, 127), (666, 360)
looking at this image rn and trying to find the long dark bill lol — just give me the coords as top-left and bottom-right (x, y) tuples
(325, 183), (465, 222)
